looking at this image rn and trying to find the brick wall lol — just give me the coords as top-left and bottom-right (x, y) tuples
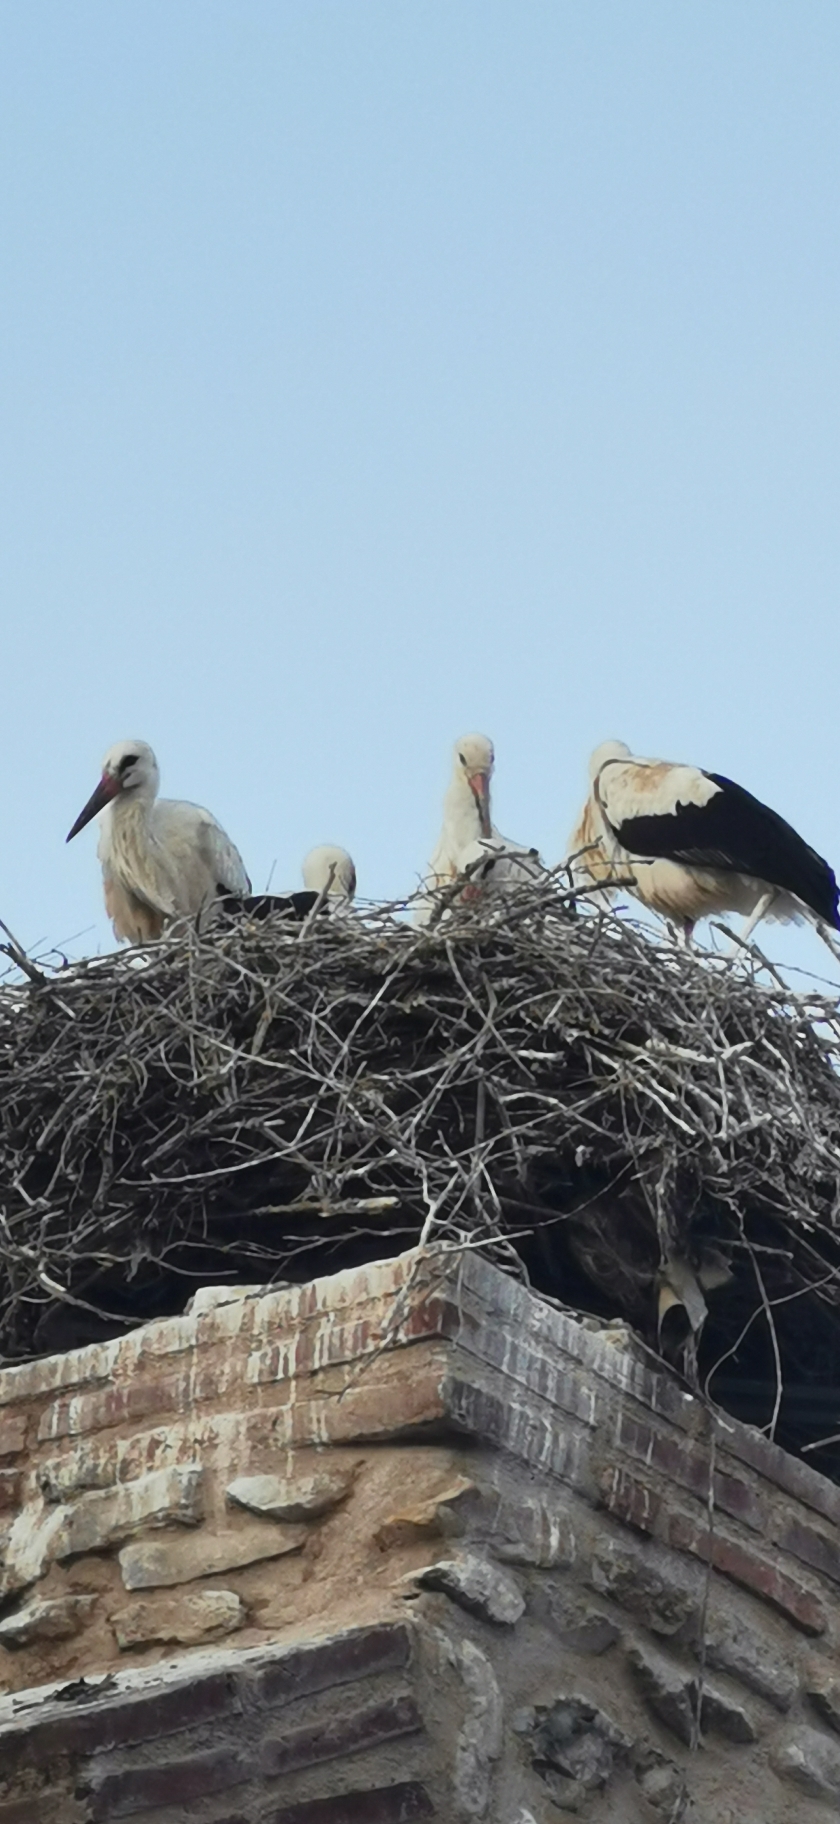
(0, 1248), (839, 1818)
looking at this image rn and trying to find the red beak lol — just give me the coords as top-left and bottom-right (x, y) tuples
(468, 772), (492, 838)
(66, 772), (120, 842)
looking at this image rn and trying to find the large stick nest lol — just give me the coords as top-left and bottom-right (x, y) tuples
(2, 884), (840, 1475)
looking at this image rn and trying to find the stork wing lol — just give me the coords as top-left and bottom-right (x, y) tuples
(195, 813), (251, 896)
(605, 769), (839, 927)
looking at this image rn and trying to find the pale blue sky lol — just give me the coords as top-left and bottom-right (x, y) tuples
(2, 3), (840, 977)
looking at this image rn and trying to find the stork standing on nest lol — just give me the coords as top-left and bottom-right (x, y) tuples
(67, 740), (251, 943)
(415, 733), (541, 925)
(568, 739), (840, 947)
(302, 844), (357, 905)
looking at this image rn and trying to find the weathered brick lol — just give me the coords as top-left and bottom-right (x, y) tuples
(38, 1371), (190, 1442)
(664, 1510), (826, 1636)
(251, 1623), (412, 1709)
(260, 1691), (422, 1776)
(0, 1415), (27, 1460)
(611, 1412), (764, 1531)
(135, 1313), (197, 1359)
(777, 1515), (840, 1588)
(721, 1422), (840, 1530)
(271, 1364), (450, 1448)
(444, 1377), (594, 1493)
(263, 1783), (435, 1823)
(89, 1745), (246, 1818)
(116, 1407), (278, 1482)
(600, 1464), (826, 1635)
(0, 1669), (238, 1760)
(599, 1463), (662, 1534)
(0, 1336), (121, 1408)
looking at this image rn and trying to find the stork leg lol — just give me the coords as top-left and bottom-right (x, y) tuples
(817, 922), (840, 966)
(734, 891), (776, 952)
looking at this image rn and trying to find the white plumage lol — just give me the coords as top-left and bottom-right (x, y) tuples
(67, 739), (251, 944)
(415, 733), (540, 924)
(302, 844), (357, 903)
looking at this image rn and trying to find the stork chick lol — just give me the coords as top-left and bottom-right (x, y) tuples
(302, 844), (357, 904)
(67, 739), (251, 944)
(568, 739), (840, 946)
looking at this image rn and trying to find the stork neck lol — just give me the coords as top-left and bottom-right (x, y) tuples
(444, 770), (491, 847)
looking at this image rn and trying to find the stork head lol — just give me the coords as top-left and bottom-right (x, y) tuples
(588, 740), (630, 784)
(302, 844), (357, 901)
(452, 733), (494, 837)
(66, 739), (160, 842)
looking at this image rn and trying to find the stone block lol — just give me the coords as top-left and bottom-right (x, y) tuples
(54, 1465), (204, 1558)
(111, 1590), (245, 1648)
(452, 1637), (504, 1818)
(627, 1641), (757, 1746)
(38, 1442), (117, 1502)
(704, 1611), (797, 1711)
(771, 1725), (840, 1802)
(526, 1588), (619, 1655)
(374, 1476), (477, 1550)
(0, 1594), (96, 1647)
(415, 1553), (525, 1624)
(1, 1503), (69, 1597)
(803, 1656), (840, 1734)
(226, 1465), (354, 1522)
(589, 1535), (702, 1637)
(119, 1519), (307, 1589)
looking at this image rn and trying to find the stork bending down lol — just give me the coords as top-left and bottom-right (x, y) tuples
(568, 740), (840, 947)
(67, 740), (251, 943)
(302, 844), (357, 904)
(415, 733), (541, 924)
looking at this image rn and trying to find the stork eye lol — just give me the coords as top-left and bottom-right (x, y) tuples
(119, 755), (139, 774)
(459, 752), (467, 765)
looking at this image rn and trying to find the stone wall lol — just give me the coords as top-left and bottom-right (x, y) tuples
(0, 1248), (839, 1819)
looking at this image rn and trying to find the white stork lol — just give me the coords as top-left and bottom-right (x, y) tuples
(301, 844), (357, 904)
(67, 739), (251, 943)
(568, 739), (840, 946)
(415, 733), (541, 924)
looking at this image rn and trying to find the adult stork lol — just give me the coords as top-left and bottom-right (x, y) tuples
(415, 733), (541, 924)
(67, 739), (251, 943)
(568, 739), (840, 946)
(302, 844), (357, 904)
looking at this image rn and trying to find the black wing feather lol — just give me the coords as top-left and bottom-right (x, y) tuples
(610, 773), (839, 928)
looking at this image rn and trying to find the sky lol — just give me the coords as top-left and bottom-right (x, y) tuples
(1, 2), (840, 980)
